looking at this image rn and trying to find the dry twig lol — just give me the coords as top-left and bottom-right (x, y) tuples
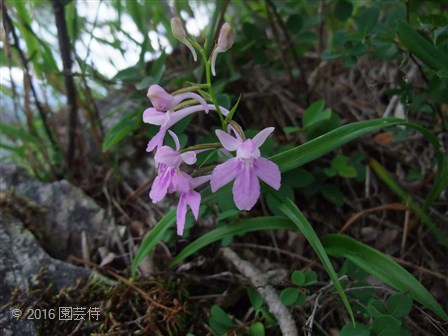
(221, 247), (298, 336)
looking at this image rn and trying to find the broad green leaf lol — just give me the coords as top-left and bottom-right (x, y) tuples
(357, 7), (380, 38)
(334, 1), (353, 22)
(247, 287), (264, 311)
(302, 100), (326, 128)
(387, 293), (413, 318)
(324, 234), (448, 321)
(370, 159), (448, 248)
(280, 288), (299, 306)
(273, 195), (354, 323)
(131, 210), (175, 278)
(170, 217), (296, 267)
(340, 323), (371, 336)
(250, 321), (265, 336)
(397, 20), (448, 72)
(291, 270), (306, 286)
(372, 316), (401, 336)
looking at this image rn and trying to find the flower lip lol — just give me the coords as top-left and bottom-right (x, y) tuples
(237, 139), (260, 161)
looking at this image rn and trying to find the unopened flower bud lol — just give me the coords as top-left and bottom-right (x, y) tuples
(216, 23), (234, 52)
(170, 17), (186, 40)
(170, 16), (197, 62)
(147, 85), (174, 111)
(211, 22), (234, 76)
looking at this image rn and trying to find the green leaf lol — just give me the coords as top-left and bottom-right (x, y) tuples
(170, 217), (296, 267)
(286, 14), (303, 34)
(250, 322), (265, 336)
(321, 50), (343, 60)
(291, 270), (306, 286)
(247, 287), (264, 311)
(273, 195), (354, 323)
(324, 234), (448, 321)
(1, 123), (41, 145)
(334, 1), (353, 22)
(372, 316), (402, 336)
(396, 20), (448, 72)
(280, 288), (299, 306)
(340, 323), (371, 336)
(303, 100), (328, 128)
(131, 210), (176, 278)
(102, 112), (141, 152)
(370, 159), (448, 248)
(209, 305), (236, 335)
(269, 118), (444, 184)
(387, 293), (413, 318)
(357, 7), (380, 38)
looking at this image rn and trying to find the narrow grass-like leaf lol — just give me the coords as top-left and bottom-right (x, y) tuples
(273, 194), (354, 323)
(396, 20), (448, 72)
(1, 123), (41, 145)
(324, 234), (448, 321)
(369, 159), (448, 249)
(131, 210), (175, 279)
(170, 217), (295, 267)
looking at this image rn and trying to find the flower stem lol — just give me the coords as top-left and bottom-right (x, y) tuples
(188, 37), (226, 130)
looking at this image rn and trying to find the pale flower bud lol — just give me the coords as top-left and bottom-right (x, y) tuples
(170, 17), (186, 40)
(216, 23), (234, 52)
(211, 22), (234, 76)
(147, 85), (174, 111)
(170, 16), (197, 62)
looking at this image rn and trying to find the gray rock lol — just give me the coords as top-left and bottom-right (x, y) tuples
(0, 164), (113, 260)
(0, 211), (90, 336)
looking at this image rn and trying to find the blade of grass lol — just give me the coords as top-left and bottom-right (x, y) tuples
(369, 159), (448, 249)
(324, 234), (448, 321)
(170, 216), (296, 267)
(131, 210), (175, 278)
(272, 193), (355, 323)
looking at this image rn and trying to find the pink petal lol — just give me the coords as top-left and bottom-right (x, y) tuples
(176, 194), (187, 236)
(252, 127), (274, 148)
(149, 166), (173, 203)
(143, 108), (166, 125)
(215, 129), (240, 151)
(185, 190), (201, 220)
(168, 130), (180, 150)
(154, 146), (181, 167)
(232, 164), (260, 211)
(180, 152), (197, 165)
(192, 175), (211, 188)
(146, 129), (167, 152)
(210, 157), (240, 192)
(170, 171), (192, 194)
(254, 157), (281, 190)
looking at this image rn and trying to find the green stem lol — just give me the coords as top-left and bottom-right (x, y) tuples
(172, 84), (209, 95)
(189, 37), (226, 130)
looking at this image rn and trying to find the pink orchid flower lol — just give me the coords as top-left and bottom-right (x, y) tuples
(150, 130), (196, 203)
(148, 130), (209, 235)
(143, 104), (230, 152)
(210, 127), (281, 211)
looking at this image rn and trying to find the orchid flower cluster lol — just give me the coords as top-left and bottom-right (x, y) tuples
(143, 17), (281, 236)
